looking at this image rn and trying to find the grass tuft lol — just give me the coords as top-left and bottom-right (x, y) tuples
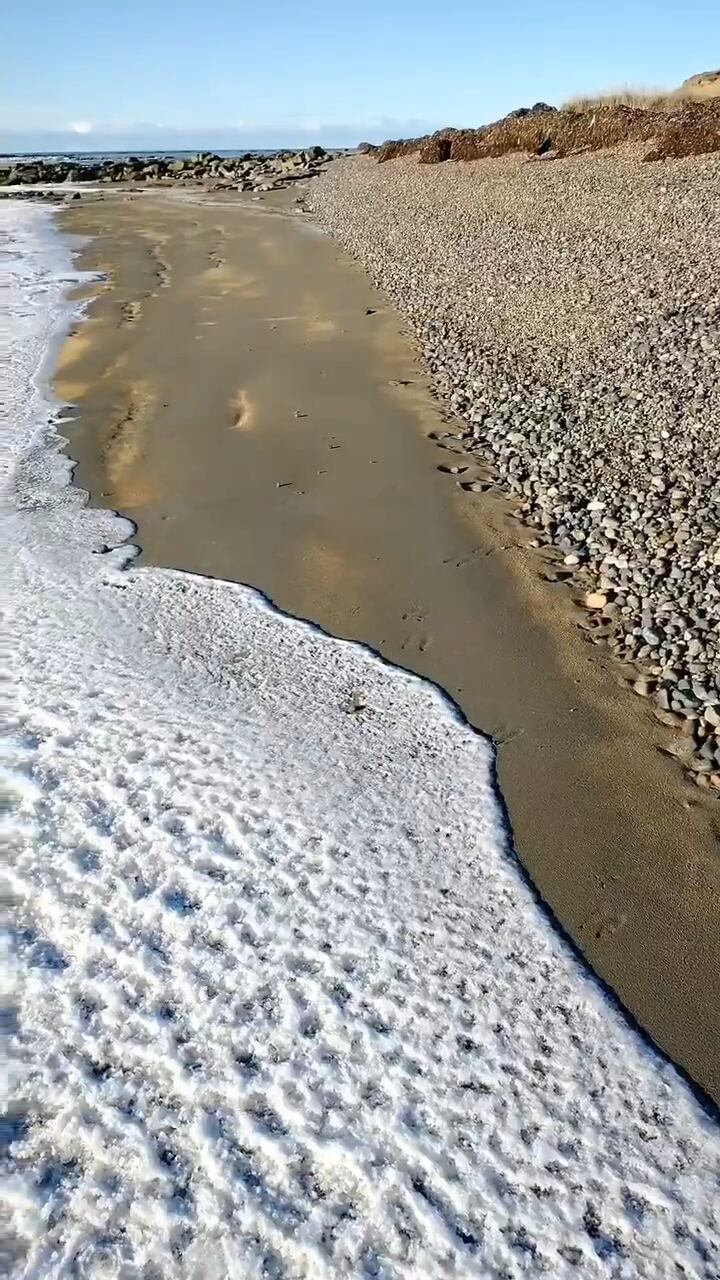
(563, 87), (686, 113)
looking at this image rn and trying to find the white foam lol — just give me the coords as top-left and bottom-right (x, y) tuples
(1, 201), (719, 1279)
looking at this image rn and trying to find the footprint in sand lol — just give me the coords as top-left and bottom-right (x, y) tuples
(201, 264), (261, 298)
(119, 300), (143, 327)
(145, 244), (170, 289)
(101, 380), (160, 506)
(583, 906), (627, 943)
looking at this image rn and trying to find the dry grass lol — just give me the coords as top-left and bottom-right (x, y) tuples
(563, 86), (686, 113)
(375, 99), (720, 165)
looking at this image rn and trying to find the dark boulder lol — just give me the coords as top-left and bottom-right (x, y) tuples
(419, 134), (453, 163)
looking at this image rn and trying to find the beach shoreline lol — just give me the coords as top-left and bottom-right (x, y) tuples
(53, 186), (720, 1104)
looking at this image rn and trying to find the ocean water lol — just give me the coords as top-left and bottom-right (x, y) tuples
(1, 201), (719, 1278)
(1, 149), (339, 166)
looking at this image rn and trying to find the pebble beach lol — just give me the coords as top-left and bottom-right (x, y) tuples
(310, 148), (720, 788)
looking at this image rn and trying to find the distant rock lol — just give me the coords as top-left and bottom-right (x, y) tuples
(507, 102), (558, 120)
(0, 148), (334, 192)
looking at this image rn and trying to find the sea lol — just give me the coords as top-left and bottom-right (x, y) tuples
(1, 147), (343, 166)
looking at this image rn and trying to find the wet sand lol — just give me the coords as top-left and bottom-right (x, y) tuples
(57, 191), (720, 1103)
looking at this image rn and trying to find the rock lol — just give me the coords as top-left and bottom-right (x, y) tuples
(420, 136), (453, 164)
(633, 677), (655, 697)
(508, 102), (557, 120)
(654, 709), (685, 729)
(584, 591), (608, 610)
(664, 736), (697, 759)
(680, 70), (720, 101)
(4, 146), (333, 194)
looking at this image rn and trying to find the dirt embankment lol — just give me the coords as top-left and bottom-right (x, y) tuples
(369, 97), (720, 164)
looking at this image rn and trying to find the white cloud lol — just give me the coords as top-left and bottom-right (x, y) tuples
(69, 120), (93, 135)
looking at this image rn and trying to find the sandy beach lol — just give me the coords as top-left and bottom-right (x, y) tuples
(52, 187), (720, 1105)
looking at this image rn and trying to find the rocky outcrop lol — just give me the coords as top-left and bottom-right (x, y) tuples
(376, 98), (720, 163)
(419, 136), (453, 163)
(681, 70), (720, 101)
(0, 147), (334, 191)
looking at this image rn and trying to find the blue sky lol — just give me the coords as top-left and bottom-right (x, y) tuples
(2, 0), (718, 152)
